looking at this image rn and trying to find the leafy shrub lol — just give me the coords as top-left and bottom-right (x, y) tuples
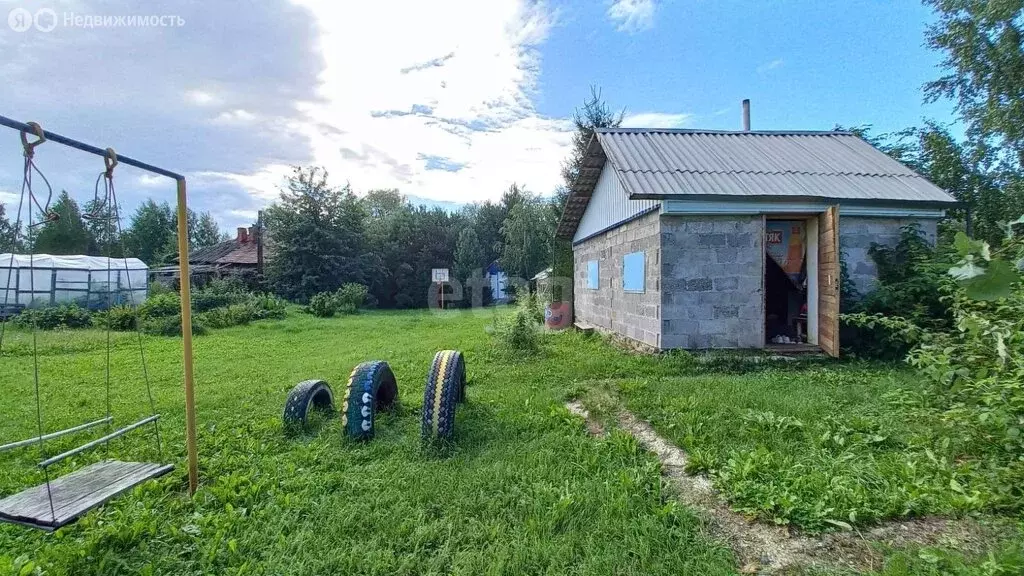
(519, 291), (544, 324)
(197, 304), (255, 329)
(13, 304), (93, 330)
(248, 294), (288, 320)
(140, 292), (181, 319)
(92, 305), (138, 331)
(142, 314), (207, 337)
(335, 283), (368, 314)
(192, 290), (245, 313)
(306, 284), (368, 317)
(842, 225), (956, 358)
(148, 281), (175, 297)
(494, 307), (540, 354)
(307, 291), (338, 318)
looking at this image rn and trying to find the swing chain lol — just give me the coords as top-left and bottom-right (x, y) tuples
(84, 148), (118, 221)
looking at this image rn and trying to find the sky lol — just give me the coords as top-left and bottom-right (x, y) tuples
(0, 0), (957, 232)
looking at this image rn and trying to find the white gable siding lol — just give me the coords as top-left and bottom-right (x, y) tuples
(573, 162), (660, 243)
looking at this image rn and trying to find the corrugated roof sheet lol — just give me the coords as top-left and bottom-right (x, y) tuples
(597, 129), (954, 202)
(555, 128), (957, 239)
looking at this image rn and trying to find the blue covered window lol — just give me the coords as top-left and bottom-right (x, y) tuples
(586, 260), (599, 290)
(623, 251), (645, 293)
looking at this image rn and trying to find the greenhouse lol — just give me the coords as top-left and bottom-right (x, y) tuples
(0, 254), (149, 311)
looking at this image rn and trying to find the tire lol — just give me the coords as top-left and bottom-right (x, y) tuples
(283, 379), (335, 429)
(341, 361), (399, 440)
(421, 350), (465, 441)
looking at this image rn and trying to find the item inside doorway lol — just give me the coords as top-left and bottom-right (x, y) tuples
(765, 220), (807, 344)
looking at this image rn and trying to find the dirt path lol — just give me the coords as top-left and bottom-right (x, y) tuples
(565, 401), (990, 574)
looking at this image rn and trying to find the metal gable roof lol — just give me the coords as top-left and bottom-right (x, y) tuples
(555, 128), (957, 239)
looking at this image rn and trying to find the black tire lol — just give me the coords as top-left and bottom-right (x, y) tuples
(283, 379), (334, 429)
(341, 361), (399, 440)
(421, 350), (464, 441)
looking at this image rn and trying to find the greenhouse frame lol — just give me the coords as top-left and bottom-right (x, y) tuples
(0, 254), (149, 312)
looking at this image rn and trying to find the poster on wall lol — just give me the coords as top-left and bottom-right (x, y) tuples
(765, 221), (806, 283)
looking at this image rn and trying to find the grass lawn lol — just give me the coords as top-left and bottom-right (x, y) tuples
(0, 310), (1019, 575)
(1, 309), (736, 575)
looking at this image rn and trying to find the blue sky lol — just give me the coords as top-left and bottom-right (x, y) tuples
(0, 0), (957, 233)
(538, 0), (954, 133)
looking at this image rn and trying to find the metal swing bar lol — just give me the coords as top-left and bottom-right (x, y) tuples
(0, 114), (199, 495)
(38, 415), (161, 469)
(0, 417), (113, 453)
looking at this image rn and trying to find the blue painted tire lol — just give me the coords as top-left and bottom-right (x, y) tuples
(341, 361), (399, 440)
(283, 379), (334, 429)
(421, 350), (465, 441)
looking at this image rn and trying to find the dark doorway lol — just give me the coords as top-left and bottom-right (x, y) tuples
(764, 220), (808, 345)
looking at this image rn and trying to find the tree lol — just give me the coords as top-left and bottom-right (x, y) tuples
(81, 198), (122, 257)
(123, 200), (175, 265)
(32, 191), (92, 255)
(455, 226), (485, 283)
(560, 87), (625, 203)
(924, 0), (1024, 171)
(552, 88), (625, 281)
(264, 166), (368, 302)
(500, 192), (554, 280)
(842, 123), (1024, 246)
(193, 212), (222, 249)
(0, 204), (19, 253)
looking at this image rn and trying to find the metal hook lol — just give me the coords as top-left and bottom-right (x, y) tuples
(20, 121), (45, 158)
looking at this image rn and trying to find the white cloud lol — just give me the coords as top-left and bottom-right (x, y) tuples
(0, 0), (576, 230)
(136, 174), (164, 188)
(607, 0), (656, 33)
(622, 112), (694, 129)
(185, 90), (220, 106)
(212, 109), (259, 125)
(757, 58), (784, 74)
(273, 0), (573, 204)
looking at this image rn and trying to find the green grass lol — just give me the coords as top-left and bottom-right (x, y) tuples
(0, 310), (734, 575)
(587, 363), (980, 531)
(1, 312), (1019, 575)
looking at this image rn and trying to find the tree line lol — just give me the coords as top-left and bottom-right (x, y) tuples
(0, 190), (224, 264)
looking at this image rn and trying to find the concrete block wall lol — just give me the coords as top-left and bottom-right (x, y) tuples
(840, 216), (939, 296)
(660, 215), (764, 349)
(572, 211), (661, 348)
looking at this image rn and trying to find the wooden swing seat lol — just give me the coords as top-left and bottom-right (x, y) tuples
(0, 460), (172, 531)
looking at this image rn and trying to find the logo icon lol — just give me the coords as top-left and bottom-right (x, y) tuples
(8, 7), (32, 32)
(34, 8), (57, 32)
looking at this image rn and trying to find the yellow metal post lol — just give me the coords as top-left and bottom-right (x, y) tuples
(176, 178), (199, 494)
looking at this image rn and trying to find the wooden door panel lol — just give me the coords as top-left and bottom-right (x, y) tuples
(818, 206), (840, 357)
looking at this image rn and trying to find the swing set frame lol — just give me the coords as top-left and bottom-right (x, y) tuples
(0, 114), (199, 496)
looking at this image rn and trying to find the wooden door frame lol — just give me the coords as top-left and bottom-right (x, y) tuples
(761, 211), (838, 355)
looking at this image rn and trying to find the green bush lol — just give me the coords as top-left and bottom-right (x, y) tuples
(518, 291), (545, 324)
(13, 304), (93, 330)
(305, 284), (368, 317)
(140, 292), (181, 319)
(494, 307), (540, 354)
(197, 303), (257, 329)
(335, 283), (368, 314)
(142, 314), (207, 337)
(248, 294), (288, 320)
(307, 291), (338, 318)
(843, 225), (955, 358)
(92, 305), (138, 331)
(192, 290), (245, 313)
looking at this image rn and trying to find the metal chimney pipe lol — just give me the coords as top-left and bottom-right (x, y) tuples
(742, 99), (751, 131)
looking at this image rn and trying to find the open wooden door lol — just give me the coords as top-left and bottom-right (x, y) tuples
(818, 206), (840, 357)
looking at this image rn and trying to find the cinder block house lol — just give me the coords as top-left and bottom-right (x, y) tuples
(555, 125), (958, 356)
